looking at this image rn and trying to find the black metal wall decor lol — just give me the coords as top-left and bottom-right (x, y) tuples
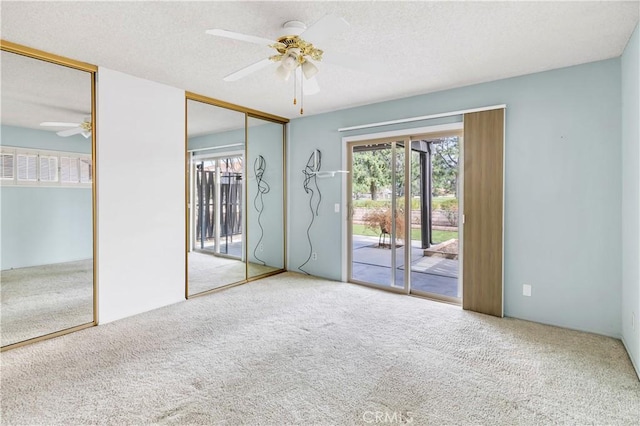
(298, 149), (322, 274)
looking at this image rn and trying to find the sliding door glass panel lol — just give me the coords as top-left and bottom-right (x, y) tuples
(217, 155), (243, 257)
(409, 135), (461, 300)
(246, 116), (285, 279)
(392, 142), (407, 290)
(350, 142), (396, 288)
(186, 100), (246, 295)
(1, 50), (94, 347)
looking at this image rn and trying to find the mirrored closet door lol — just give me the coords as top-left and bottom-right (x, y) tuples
(186, 99), (247, 295)
(186, 95), (287, 297)
(1, 43), (96, 349)
(246, 116), (285, 279)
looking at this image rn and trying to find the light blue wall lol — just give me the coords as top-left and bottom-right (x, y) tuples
(1, 125), (91, 153)
(621, 24), (640, 376)
(289, 58), (622, 337)
(188, 128), (244, 152)
(1, 187), (93, 269)
(0, 125), (92, 269)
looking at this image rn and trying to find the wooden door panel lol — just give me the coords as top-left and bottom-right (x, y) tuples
(462, 109), (504, 317)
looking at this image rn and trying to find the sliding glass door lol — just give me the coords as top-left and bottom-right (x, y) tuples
(347, 130), (462, 303)
(348, 140), (409, 292)
(193, 155), (243, 258)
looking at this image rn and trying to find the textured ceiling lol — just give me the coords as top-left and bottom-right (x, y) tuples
(187, 98), (245, 137)
(1, 1), (638, 134)
(1, 50), (92, 131)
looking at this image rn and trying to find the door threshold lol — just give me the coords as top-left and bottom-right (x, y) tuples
(348, 279), (408, 295)
(409, 291), (461, 306)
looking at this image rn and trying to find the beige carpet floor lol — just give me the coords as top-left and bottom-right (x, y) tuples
(188, 252), (246, 295)
(188, 252), (280, 295)
(0, 260), (93, 347)
(1, 272), (638, 425)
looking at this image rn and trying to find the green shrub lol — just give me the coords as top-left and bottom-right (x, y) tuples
(437, 198), (458, 211)
(353, 199), (390, 208)
(431, 197), (458, 210)
(353, 198), (421, 209)
(399, 197), (421, 210)
(354, 197), (457, 211)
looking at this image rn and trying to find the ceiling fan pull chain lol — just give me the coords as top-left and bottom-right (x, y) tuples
(300, 74), (304, 115)
(293, 70), (297, 105)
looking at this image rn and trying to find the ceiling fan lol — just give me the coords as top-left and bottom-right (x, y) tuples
(40, 118), (92, 138)
(206, 14), (355, 114)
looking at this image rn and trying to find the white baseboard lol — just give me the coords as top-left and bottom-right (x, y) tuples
(621, 336), (640, 381)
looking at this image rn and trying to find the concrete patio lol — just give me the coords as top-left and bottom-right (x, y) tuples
(351, 235), (459, 298)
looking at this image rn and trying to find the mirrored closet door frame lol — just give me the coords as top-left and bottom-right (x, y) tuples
(0, 40), (98, 351)
(184, 92), (288, 299)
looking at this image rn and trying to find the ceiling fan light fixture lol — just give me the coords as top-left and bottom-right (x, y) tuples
(283, 56), (297, 70)
(301, 60), (319, 79)
(276, 64), (292, 81)
(207, 16), (348, 115)
(281, 48), (300, 70)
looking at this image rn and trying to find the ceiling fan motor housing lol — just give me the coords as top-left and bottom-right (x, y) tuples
(272, 35), (323, 64)
(282, 20), (306, 35)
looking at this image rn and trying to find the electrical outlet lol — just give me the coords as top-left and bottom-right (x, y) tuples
(523, 284), (531, 297)
(312, 252), (318, 261)
(334, 203), (340, 213)
(259, 243), (264, 252)
(633, 312), (636, 330)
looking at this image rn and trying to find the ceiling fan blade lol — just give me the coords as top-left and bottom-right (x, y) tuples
(206, 29), (281, 47)
(57, 127), (83, 137)
(321, 51), (382, 74)
(224, 58), (273, 82)
(40, 121), (80, 127)
(300, 14), (350, 44)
